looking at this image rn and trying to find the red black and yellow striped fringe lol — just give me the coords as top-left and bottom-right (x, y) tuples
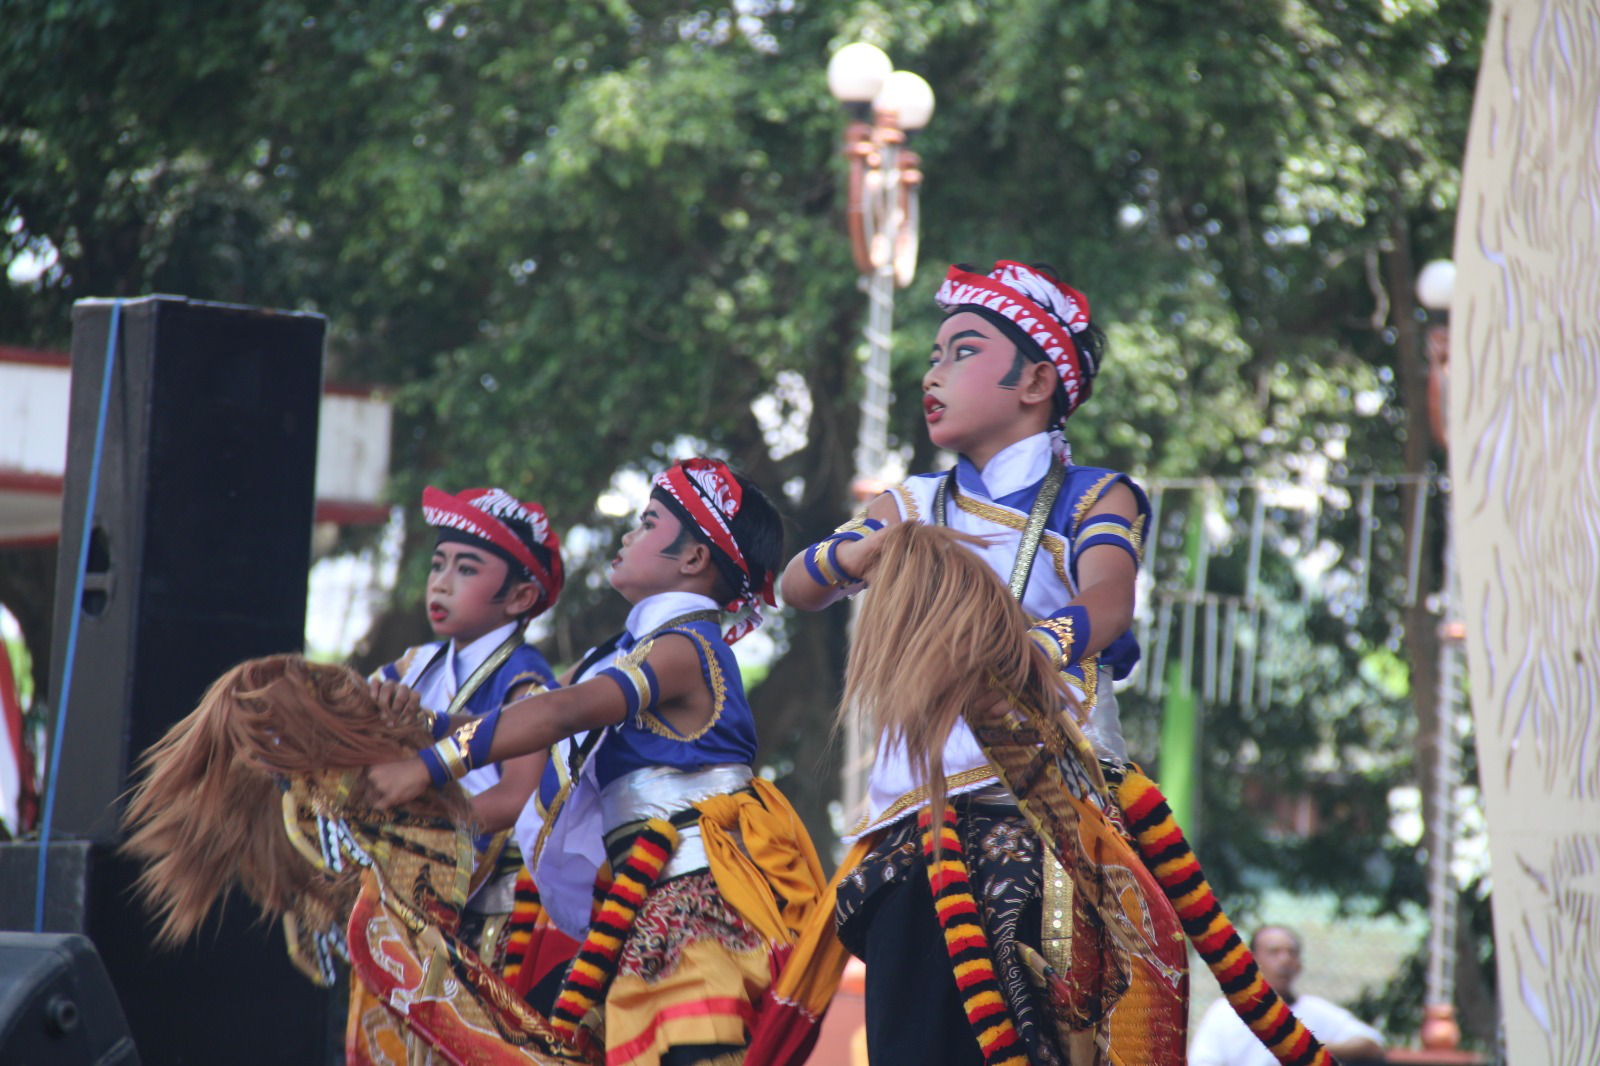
(921, 807), (1029, 1066)
(501, 867), (543, 988)
(1113, 770), (1334, 1066)
(550, 818), (678, 1051)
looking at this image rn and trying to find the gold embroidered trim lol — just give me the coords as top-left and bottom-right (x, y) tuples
(1032, 615), (1076, 665)
(445, 630), (525, 719)
(636, 629), (728, 742)
(893, 482), (920, 522)
(478, 912), (511, 963)
(811, 540), (848, 587)
(1130, 512), (1147, 563)
(436, 742), (468, 781)
(951, 493), (1072, 591)
(1073, 521), (1142, 574)
(1065, 655), (1100, 712)
(1042, 847), (1073, 977)
(529, 776), (571, 866)
(1071, 472), (1121, 536)
(533, 736), (574, 822)
(1028, 629), (1063, 669)
(835, 510), (875, 537)
(847, 765), (1000, 837)
(436, 718), (479, 779)
(504, 673), (552, 699)
(613, 660), (655, 715)
(1010, 460), (1066, 599)
(1078, 520), (1136, 545)
(467, 829), (511, 898)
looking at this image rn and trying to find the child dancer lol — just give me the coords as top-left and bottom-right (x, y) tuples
(369, 486), (564, 970)
(781, 261), (1186, 1065)
(370, 459), (827, 1066)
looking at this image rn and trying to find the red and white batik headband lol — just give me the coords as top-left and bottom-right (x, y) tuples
(935, 260), (1097, 420)
(651, 458), (776, 644)
(422, 486), (564, 611)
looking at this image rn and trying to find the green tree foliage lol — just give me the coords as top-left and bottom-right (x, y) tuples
(3, 0), (1488, 1036)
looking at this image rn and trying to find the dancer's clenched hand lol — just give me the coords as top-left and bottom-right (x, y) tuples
(366, 758), (431, 808)
(832, 525), (887, 581)
(369, 679), (422, 728)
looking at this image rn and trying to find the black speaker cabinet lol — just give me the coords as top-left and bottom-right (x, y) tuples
(31, 295), (337, 1063)
(48, 295), (325, 840)
(0, 931), (138, 1066)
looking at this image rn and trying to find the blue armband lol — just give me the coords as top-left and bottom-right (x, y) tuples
(1072, 513), (1142, 571)
(418, 747), (449, 787)
(598, 658), (660, 719)
(419, 708), (501, 786)
(424, 708), (455, 741)
(804, 516), (885, 590)
(1028, 605), (1092, 670)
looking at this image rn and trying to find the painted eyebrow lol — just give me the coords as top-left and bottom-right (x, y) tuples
(932, 329), (990, 353)
(441, 548), (487, 563)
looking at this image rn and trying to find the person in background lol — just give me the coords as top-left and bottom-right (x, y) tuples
(1189, 925), (1387, 1065)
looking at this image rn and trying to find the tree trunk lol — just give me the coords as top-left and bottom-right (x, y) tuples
(750, 303), (862, 853)
(1386, 212), (1443, 861)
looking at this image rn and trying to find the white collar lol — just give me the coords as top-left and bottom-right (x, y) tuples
(449, 621), (520, 681)
(976, 432), (1052, 499)
(624, 590), (721, 640)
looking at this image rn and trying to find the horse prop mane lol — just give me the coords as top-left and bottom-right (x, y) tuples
(120, 655), (586, 1065)
(844, 522), (1333, 1066)
(121, 654), (466, 947)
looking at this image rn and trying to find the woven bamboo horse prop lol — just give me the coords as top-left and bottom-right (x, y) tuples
(120, 656), (587, 1066)
(845, 522), (1335, 1066)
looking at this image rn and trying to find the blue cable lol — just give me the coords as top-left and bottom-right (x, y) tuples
(35, 299), (121, 932)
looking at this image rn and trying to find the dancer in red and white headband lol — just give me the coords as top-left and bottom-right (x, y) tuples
(369, 459), (829, 1066)
(353, 485), (570, 1057)
(779, 260), (1189, 1066)
(371, 485), (565, 837)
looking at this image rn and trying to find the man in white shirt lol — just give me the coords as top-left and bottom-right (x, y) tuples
(1190, 925), (1387, 1065)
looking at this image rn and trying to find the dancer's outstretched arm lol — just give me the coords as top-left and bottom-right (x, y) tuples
(366, 634), (706, 808)
(780, 492), (900, 611)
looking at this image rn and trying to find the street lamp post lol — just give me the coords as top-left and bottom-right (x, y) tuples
(1416, 257), (1463, 1052)
(826, 43), (934, 826)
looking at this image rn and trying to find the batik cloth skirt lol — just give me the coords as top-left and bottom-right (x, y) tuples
(596, 871), (773, 1066)
(585, 778), (829, 1066)
(836, 796), (1066, 1066)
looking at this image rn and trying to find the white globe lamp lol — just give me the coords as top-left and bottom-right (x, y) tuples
(875, 70), (935, 131)
(827, 43), (892, 104)
(1416, 259), (1457, 313)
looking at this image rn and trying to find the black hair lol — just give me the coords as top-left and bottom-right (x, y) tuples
(651, 468), (784, 605)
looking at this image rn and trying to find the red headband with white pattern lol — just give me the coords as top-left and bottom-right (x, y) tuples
(651, 459), (775, 644)
(935, 260), (1095, 419)
(422, 487), (563, 611)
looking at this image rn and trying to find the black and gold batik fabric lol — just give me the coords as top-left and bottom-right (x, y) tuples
(836, 798), (1065, 1066)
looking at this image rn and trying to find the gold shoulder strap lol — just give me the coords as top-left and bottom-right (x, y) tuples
(935, 460), (1066, 601)
(445, 629), (526, 719)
